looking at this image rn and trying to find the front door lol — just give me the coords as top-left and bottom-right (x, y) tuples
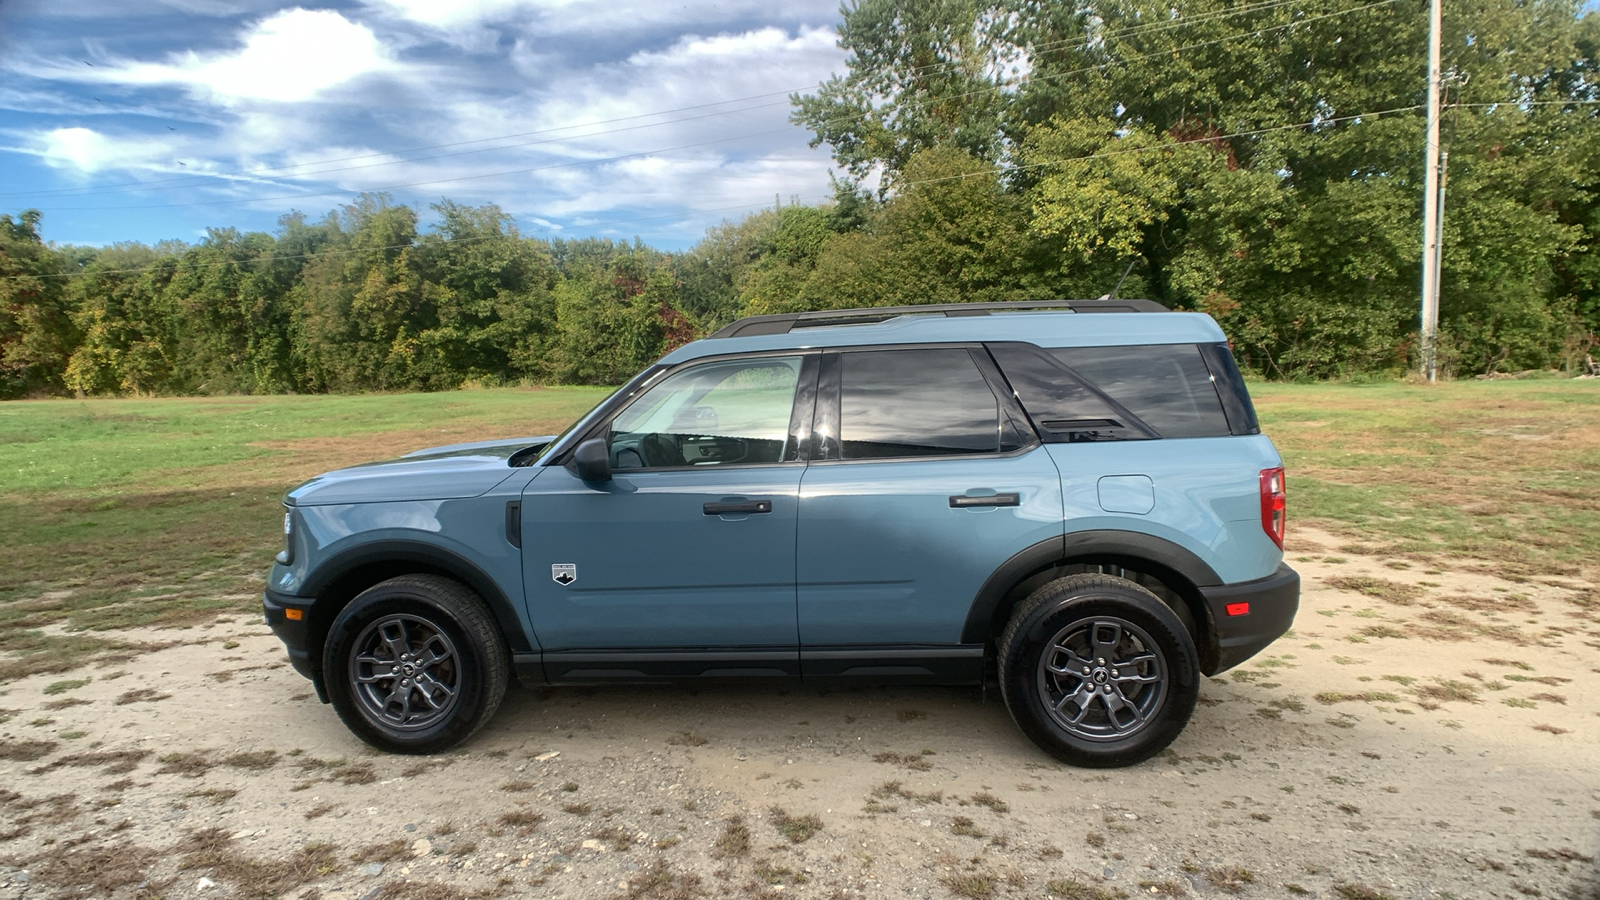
(521, 353), (815, 678)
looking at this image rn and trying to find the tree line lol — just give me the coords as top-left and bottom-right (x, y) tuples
(2, 0), (1597, 398)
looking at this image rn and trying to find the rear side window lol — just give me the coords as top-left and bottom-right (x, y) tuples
(1048, 344), (1231, 438)
(837, 348), (1000, 458)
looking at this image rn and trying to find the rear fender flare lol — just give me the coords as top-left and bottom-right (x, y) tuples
(960, 531), (1221, 645)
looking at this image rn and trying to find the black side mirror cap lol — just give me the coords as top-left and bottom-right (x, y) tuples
(572, 437), (612, 483)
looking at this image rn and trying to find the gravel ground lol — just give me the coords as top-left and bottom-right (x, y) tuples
(1, 527), (1596, 900)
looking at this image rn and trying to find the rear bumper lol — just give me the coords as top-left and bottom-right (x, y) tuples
(1199, 563), (1300, 674)
(263, 588), (317, 685)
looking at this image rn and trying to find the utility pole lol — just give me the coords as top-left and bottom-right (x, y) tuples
(1419, 0), (1444, 382)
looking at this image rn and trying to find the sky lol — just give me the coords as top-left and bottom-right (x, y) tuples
(0, 0), (851, 250)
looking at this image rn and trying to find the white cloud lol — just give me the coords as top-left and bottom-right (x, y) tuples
(37, 126), (179, 173)
(364, 0), (841, 39)
(57, 8), (396, 104)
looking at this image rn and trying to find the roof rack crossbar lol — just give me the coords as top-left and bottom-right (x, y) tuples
(707, 299), (1169, 339)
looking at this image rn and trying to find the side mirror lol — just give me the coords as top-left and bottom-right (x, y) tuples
(572, 437), (612, 483)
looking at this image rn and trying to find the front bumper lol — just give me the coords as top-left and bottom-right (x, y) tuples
(263, 588), (318, 686)
(1199, 563), (1300, 674)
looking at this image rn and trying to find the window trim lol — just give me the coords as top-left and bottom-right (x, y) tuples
(815, 343), (1039, 465)
(553, 350), (821, 473)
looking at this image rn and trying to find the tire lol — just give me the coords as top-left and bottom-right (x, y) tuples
(323, 575), (509, 754)
(998, 574), (1199, 768)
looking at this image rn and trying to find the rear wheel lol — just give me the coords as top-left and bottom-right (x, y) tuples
(323, 575), (508, 754)
(998, 574), (1198, 767)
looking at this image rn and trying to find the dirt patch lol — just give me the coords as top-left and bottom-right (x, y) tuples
(0, 536), (1596, 899)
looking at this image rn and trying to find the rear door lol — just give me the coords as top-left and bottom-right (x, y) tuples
(794, 346), (1064, 677)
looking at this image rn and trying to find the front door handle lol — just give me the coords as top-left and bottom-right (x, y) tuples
(704, 499), (773, 516)
(949, 493), (1020, 508)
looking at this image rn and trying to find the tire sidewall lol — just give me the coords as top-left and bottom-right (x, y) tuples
(1004, 586), (1199, 768)
(324, 588), (495, 754)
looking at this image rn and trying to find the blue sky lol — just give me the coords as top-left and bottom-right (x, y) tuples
(0, 0), (850, 250)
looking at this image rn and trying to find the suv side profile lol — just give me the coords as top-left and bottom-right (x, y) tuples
(263, 300), (1298, 768)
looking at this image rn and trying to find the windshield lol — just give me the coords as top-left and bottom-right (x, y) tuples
(524, 365), (668, 466)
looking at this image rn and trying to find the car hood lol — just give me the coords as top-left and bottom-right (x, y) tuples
(286, 436), (555, 506)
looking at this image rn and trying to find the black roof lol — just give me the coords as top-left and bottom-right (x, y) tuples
(707, 299), (1170, 340)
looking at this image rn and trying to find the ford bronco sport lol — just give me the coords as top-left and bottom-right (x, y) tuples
(264, 300), (1299, 768)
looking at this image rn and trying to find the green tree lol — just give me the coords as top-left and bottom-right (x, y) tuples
(0, 210), (76, 397)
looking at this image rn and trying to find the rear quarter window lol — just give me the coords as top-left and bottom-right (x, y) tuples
(1047, 344), (1232, 439)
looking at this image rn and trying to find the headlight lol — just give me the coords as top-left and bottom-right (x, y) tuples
(275, 508), (295, 565)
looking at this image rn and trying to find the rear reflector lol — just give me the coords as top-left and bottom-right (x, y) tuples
(1260, 467), (1286, 549)
(1225, 602), (1251, 617)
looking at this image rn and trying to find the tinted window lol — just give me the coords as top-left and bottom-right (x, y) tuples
(1049, 344), (1231, 438)
(610, 356), (801, 468)
(838, 349), (999, 458)
(986, 344), (1150, 442)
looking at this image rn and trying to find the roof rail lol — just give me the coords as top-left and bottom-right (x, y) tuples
(706, 299), (1170, 339)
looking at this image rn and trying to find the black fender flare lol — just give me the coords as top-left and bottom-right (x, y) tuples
(301, 540), (531, 655)
(960, 530), (1222, 644)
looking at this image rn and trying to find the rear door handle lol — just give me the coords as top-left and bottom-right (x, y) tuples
(949, 493), (1020, 508)
(704, 499), (773, 516)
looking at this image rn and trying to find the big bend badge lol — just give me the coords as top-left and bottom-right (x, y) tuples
(550, 563), (577, 586)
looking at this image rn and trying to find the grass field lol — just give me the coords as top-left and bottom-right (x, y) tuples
(1, 379), (1596, 681)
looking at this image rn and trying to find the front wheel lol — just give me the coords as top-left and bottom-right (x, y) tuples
(998, 574), (1198, 768)
(323, 575), (509, 754)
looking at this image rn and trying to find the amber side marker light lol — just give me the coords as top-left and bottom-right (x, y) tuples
(284, 608), (304, 621)
(1225, 602), (1251, 617)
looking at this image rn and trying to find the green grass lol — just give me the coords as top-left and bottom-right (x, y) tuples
(1, 378), (1595, 683)
(0, 387), (608, 681)
(1252, 379), (1600, 573)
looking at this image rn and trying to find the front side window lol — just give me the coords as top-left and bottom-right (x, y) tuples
(837, 348), (1001, 459)
(609, 356), (802, 469)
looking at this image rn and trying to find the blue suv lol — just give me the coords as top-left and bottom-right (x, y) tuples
(264, 300), (1298, 767)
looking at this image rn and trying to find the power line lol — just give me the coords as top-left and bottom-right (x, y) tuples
(1, 0), (1341, 202)
(31, 128), (797, 211)
(22, 0), (1402, 213)
(2, 101), (1428, 284)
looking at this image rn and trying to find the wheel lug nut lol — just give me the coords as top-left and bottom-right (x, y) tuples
(1082, 667), (1091, 675)
(1097, 658), (1105, 664)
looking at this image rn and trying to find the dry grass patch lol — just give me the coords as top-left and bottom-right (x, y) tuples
(872, 749), (934, 771)
(114, 687), (171, 705)
(666, 729), (708, 747)
(26, 840), (161, 894)
(499, 809), (545, 835)
(968, 791), (1010, 814)
(1206, 866), (1256, 894)
(350, 839), (411, 864)
(157, 751), (214, 777)
(0, 738), (58, 761)
(1325, 576), (1423, 605)
(224, 749), (280, 770)
(613, 858), (705, 899)
(1314, 691), (1401, 705)
(871, 779), (943, 805)
(1442, 594), (1536, 613)
(711, 816), (751, 859)
(1414, 679), (1481, 706)
(769, 806), (822, 843)
(942, 871), (998, 899)
(1045, 876), (1128, 899)
(178, 826), (344, 900)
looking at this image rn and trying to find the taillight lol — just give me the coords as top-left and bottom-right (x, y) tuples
(1260, 467), (1286, 549)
